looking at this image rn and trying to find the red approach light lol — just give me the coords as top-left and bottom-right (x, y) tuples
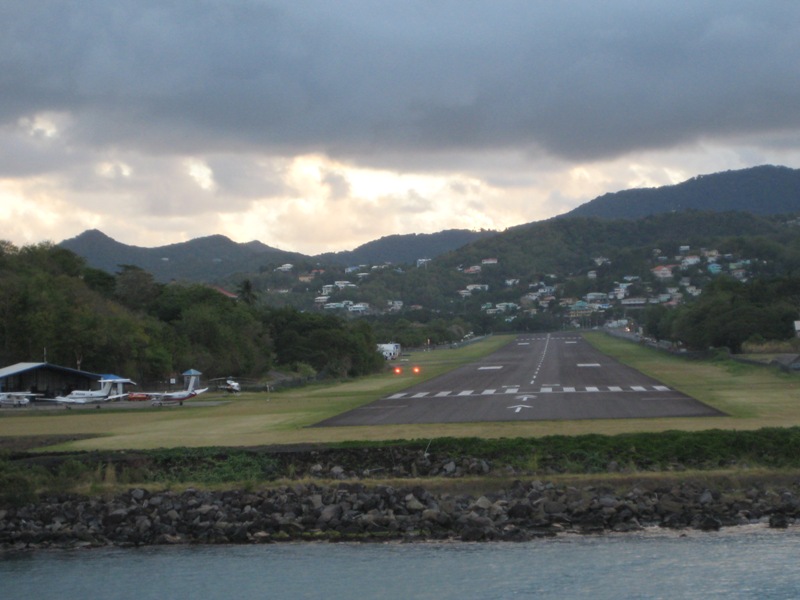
(393, 366), (403, 375)
(412, 366), (421, 375)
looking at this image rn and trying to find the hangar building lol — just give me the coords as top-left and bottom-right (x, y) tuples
(0, 362), (102, 398)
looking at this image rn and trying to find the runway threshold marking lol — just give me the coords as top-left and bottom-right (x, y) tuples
(384, 385), (676, 400)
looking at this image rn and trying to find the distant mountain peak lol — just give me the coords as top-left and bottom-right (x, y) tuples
(563, 164), (800, 220)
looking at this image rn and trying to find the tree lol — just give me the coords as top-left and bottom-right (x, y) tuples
(236, 279), (257, 305)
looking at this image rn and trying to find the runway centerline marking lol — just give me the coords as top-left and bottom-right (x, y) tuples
(578, 363), (601, 367)
(478, 366), (503, 370)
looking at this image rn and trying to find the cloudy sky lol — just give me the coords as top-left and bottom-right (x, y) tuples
(2, 1), (800, 255)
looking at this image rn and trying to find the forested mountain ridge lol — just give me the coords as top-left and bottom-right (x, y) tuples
(564, 165), (800, 220)
(59, 229), (304, 283)
(315, 229), (497, 266)
(437, 210), (796, 279)
(59, 229), (497, 282)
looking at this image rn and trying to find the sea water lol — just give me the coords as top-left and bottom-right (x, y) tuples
(3, 526), (800, 599)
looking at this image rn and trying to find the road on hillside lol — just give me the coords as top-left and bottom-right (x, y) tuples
(314, 333), (724, 426)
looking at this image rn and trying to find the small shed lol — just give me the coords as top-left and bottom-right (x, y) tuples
(182, 369), (202, 390)
(0, 362), (101, 397)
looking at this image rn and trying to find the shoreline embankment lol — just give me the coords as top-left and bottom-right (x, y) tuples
(3, 477), (800, 551)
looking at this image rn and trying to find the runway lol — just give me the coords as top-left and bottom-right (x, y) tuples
(315, 333), (724, 426)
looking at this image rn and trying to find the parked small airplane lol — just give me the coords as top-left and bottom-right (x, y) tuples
(0, 391), (40, 408)
(145, 376), (209, 406)
(53, 377), (136, 405)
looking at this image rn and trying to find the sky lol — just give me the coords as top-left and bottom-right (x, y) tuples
(2, 1), (800, 256)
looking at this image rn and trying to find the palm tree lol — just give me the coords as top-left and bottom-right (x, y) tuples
(237, 279), (257, 305)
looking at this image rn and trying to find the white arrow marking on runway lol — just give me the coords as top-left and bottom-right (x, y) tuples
(516, 395), (536, 402)
(509, 405), (531, 413)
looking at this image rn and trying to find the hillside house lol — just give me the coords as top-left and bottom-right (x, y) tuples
(681, 256), (701, 268)
(652, 265), (675, 279)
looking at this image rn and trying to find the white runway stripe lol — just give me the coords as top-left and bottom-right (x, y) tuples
(388, 385), (676, 399)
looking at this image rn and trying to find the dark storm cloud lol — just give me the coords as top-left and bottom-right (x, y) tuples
(2, 1), (799, 168)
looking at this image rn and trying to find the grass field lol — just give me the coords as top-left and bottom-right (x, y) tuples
(2, 332), (800, 452)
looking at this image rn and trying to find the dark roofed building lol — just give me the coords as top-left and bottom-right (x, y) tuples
(0, 362), (101, 398)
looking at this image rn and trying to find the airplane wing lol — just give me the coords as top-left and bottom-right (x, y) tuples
(53, 394), (124, 405)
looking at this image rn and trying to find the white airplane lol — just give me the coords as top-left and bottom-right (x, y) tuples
(53, 377), (136, 405)
(0, 391), (40, 408)
(147, 376), (208, 406)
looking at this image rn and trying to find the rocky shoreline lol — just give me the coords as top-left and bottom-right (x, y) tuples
(3, 478), (800, 551)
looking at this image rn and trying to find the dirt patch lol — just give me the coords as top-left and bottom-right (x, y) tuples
(0, 435), (96, 453)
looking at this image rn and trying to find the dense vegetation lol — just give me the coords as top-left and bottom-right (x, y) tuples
(5, 427), (800, 506)
(643, 276), (800, 352)
(0, 241), (384, 384)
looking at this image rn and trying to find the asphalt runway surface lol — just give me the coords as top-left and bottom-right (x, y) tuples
(315, 333), (725, 426)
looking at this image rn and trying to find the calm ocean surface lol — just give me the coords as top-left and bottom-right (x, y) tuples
(3, 526), (800, 599)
